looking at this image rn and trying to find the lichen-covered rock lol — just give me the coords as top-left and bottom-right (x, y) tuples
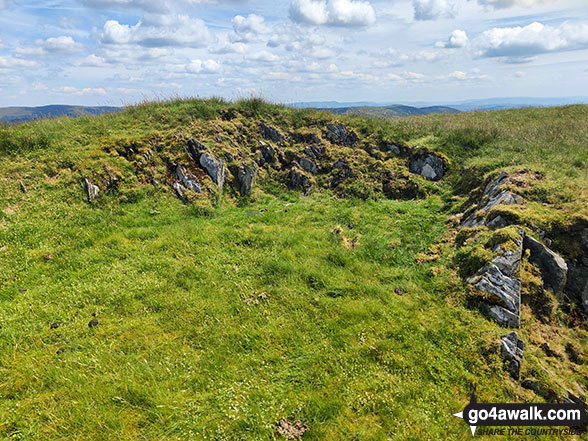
(501, 332), (524, 380)
(565, 258), (588, 313)
(173, 181), (187, 202)
(83, 178), (100, 202)
(523, 235), (568, 294)
(237, 163), (258, 196)
(289, 166), (313, 194)
(199, 153), (227, 189)
(462, 172), (524, 228)
(187, 138), (206, 163)
(467, 230), (523, 328)
(303, 144), (324, 160)
(176, 164), (202, 193)
(258, 142), (277, 167)
(330, 159), (352, 188)
(299, 157), (318, 175)
(260, 122), (283, 143)
(325, 123), (358, 147)
(408, 153), (446, 181)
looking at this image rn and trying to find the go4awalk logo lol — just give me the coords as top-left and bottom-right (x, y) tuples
(453, 385), (587, 437)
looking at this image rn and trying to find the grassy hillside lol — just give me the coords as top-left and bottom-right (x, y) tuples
(322, 104), (460, 118)
(0, 105), (121, 124)
(0, 99), (586, 440)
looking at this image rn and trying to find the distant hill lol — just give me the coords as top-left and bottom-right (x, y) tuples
(320, 104), (460, 118)
(0, 105), (121, 124)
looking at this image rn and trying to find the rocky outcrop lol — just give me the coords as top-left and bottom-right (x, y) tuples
(176, 164), (203, 193)
(523, 235), (568, 294)
(258, 141), (277, 167)
(83, 178), (100, 202)
(330, 159), (352, 188)
(501, 331), (524, 380)
(289, 166), (313, 194)
(237, 163), (258, 196)
(187, 138), (206, 163)
(408, 153), (446, 181)
(325, 123), (357, 147)
(299, 157), (318, 175)
(260, 122), (283, 143)
(467, 230), (523, 328)
(565, 259), (588, 313)
(303, 144), (324, 161)
(462, 172), (524, 229)
(199, 153), (227, 190)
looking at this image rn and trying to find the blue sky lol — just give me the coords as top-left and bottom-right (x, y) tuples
(0, 0), (587, 106)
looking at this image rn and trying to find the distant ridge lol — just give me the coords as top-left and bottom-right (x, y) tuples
(0, 105), (121, 124)
(318, 104), (460, 118)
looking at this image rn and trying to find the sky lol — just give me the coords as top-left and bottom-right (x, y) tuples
(0, 0), (587, 107)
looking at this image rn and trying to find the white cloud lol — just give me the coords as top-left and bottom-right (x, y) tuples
(437, 29), (469, 48)
(290, 0), (376, 27)
(475, 0), (549, 9)
(0, 56), (38, 69)
(56, 86), (107, 95)
(247, 50), (280, 62)
(76, 54), (107, 66)
(413, 0), (457, 21)
(185, 59), (221, 73)
(476, 21), (588, 62)
(101, 15), (212, 47)
(231, 14), (269, 42)
(43, 36), (84, 53)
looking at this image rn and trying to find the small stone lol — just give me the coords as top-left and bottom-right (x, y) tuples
(501, 332), (524, 380)
(347, 223), (354, 229)
(56, 348), (65, 355)
(50, 322), (60, 330)
(83, 178), (100, 202)
(19, 181), (27, 193)
(394, 287), (404, 295)
(88, 317), (99, 328)
(18, 288), (27, 293)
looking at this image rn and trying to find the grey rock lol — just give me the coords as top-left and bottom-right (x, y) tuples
(408, 153), (446, 181)
(501, 332), (524, 380)
(299, 157), (318, 175)
(565, 260), (588, 313)
(468, 233), (523, 328)
(304, 144), (324, 160)
(176, 165), (203, 193)
(237, 163), (258, 196)
(260, 122), (283, 143)
(330, 160), (352, 188)
(523, 235), (568, 294)
(83, 178), (100, 202)
(19, 181), (27, 193)
(325, 123), (357, 147)
(173, 181), (187, 201)
(289, 166), (313, 193)
(486, 215), (509, 230)
(259, 144), (277, 166)
(462, 190), (524, 228)
(199, 153), (227, 189)
(187, 138), (206, 163)
(487, 305), (520, 328)
(88, 317), (99, 328)
(384, 144), (402, 155)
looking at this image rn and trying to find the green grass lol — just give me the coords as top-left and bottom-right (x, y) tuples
(0, 98), (586, 440)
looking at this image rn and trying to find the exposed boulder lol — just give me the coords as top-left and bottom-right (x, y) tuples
(408, 153), (446, 181)
(260, 122), (284, 143)
(325, 123), (358, 147)
(565, 259), (588, 313)
(462, 172), (524, 228)
(199, 153), (227, 189)
(299, 157), (318, 175)
(501, 331), (524, 380)
(173, 182), (187, 202)
(330, 159), (352, 188)
(258, 142), (277, 167)
(303, 144), (324, 160)
(383, 143), (402, 155)
(176, 164), (203, 193)
(187, 138), (206, 163)
(523, 235), (568, 294)
(467, 230), (523, 328)
(83, 178), (100, 202)
(237, 163), (258, 196)
(289, 166), (313, 194)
